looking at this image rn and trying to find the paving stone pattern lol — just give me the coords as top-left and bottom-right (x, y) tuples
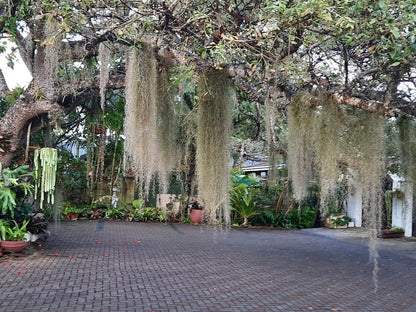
(1, 221), (416, 311)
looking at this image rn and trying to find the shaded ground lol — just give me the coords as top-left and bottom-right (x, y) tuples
(1, 221), (416, 312)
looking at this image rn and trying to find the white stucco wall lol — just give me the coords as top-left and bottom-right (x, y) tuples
(347, 174), (362, 227)
(391, 174), (413, 237)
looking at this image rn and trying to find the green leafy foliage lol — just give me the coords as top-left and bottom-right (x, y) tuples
(105, 206), (128, 220)
(56, 150), (88, 203)
(230, 171), (261, 225)
(230, 184), (260, 226)
(0, 165), (34, 218)
(132, 199), (145, 209)
(0, 88), (24, 118)
(252, 207), (317, 229)
(129, 207), (173, 222)
(330, 216), (352, 226)
(0, 219), (29, 241)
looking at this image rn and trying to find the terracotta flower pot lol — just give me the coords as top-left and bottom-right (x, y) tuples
(190, 209), (204, 224)
(1, 240), (27, 253)
(68, 213), (79, 220)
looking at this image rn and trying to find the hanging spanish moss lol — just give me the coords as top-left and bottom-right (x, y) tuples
(288, 90), (386, 292)
(287, 92), (316, 200)
(314, 94), (343, 212)
(155, 54), (180, 193)
(398, 116), (416, 183)
(98, 43), (112, 111)
(124, 45), (180, 199)
(34, 148), (58, 211)
(196, 69), (234, 225)
(124, 46), (158, 197)
(347, 111), (385, 292)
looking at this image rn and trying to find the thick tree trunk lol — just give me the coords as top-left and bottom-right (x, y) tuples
(0, 97), (62, 167)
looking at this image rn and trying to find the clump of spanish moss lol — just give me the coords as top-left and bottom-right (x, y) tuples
(124, 46), (159, 197)
(314, 94), (343, 211)
(288, 91), (386, 292)
(348, 111), (385, 292)
(155, 55), (180, 193)
(124, 45), (180, 199)
(98, 43), (112, 111)
(196, 69), (234, 225)
(287, 92), (316, 201)
(398, 116), (416, 183)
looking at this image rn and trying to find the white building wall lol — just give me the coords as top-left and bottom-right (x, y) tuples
(391, 175), (413, 237)
(347, 175), (362, 227)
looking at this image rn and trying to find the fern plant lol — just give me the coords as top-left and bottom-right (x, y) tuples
(0, 165), (34, 218)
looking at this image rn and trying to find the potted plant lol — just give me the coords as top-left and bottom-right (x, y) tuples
(189, 201), (204, 224)
(378, 227), (405, 238)
(329, 216), (351, 229)
(0, 219), (30, 253)
(61, 202), (82, 220)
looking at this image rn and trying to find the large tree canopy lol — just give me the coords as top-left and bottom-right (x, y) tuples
(0, 0), (415, 166)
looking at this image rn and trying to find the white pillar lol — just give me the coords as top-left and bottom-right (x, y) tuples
(391, 175), (413, 237)
(347, 173), (363, 227)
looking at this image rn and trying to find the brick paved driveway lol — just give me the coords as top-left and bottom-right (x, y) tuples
(1, 221), (416, 312)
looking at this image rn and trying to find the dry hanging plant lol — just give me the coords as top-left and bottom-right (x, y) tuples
(98, 43), (112, 111)
(287, 92), (316, 201)
(124, 46), (159, 197)
(314, 94), (343, 212)
(196, 69), (234, 225)
(155, 56), (180, 194)
(398, 116), (416, 183)
(346, 111), (385, 291)
(124, 45), (180, 199)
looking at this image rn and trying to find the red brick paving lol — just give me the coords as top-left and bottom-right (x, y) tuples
(1, 221), (416, 311)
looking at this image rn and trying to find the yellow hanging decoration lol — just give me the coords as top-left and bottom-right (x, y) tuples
(34, 148), (58, 209)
